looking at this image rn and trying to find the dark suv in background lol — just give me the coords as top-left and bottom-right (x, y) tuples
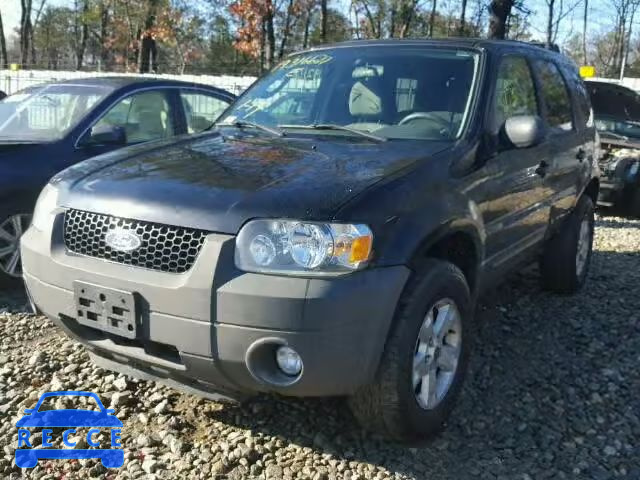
(586, 80), (640, 215)
(22, 39), (599, 442)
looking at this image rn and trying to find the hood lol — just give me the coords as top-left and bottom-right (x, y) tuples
(54, 132), (451, 234)
(587, 81), (640, 122)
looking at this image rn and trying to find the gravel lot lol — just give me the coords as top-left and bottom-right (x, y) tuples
(1, 215), (639, 480)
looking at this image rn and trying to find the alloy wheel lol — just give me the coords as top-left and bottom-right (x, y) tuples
(0, 214), (32, 278)
(412, 298), (463, 410)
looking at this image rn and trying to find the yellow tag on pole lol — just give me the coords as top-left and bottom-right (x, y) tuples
(9, 63), (20, 71)
(580, 65), (595, 78)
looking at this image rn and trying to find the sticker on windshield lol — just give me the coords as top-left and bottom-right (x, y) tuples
(276, 54), (333, 70)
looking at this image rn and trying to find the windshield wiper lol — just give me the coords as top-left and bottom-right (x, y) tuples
(600, 131), (629, 141)
(216, 120), (284, 137)
(280, 124), (387, 142)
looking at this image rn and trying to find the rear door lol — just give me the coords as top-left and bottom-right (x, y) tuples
(531, 59), (586, 221)
(483, 54), (551, 268)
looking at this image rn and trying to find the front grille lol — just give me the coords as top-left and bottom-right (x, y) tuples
(63, 209), (208, 273)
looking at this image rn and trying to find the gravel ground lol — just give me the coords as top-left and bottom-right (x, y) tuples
(1, 215), (639, 480)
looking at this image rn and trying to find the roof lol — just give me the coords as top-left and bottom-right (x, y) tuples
(303, 38), (569, 60)
(42, 76), (234, 95)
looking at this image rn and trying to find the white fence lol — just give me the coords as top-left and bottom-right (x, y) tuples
(0, 70), (257, 96)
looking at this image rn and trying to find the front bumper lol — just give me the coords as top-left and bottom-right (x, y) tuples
(21, 212), (409, 398)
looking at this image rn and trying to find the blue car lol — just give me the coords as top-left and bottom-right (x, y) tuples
(15, 391), (123, 468)
(0, 77), (235, 286)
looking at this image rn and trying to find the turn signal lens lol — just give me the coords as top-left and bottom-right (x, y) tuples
(350, 235), (373, 263)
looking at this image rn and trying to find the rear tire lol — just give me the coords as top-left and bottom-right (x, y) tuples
(348, 259), (473, 443)
(0, 213), (31, 288)
(540, 195), (594, 293)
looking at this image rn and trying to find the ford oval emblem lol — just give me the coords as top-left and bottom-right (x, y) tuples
(105, 228), (142, 253)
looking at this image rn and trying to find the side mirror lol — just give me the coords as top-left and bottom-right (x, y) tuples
(503, 115), (544, 149)
(105, 408), (116, 415)
(82, 124), (126, 147)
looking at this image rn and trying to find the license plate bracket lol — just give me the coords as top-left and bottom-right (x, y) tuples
(74, 281), (137, 339)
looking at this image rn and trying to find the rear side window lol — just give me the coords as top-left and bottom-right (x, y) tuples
(494, 56), (538, 128)
(563, 66), (592, 128)
(534, 60), (574, 131)
(180, 91), (230, 133)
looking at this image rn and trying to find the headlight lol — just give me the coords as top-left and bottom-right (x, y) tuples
(31, 184), (59, 231)
(235, 219), (373, 275)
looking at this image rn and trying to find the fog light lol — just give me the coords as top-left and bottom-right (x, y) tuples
(275, 346), (303, 376)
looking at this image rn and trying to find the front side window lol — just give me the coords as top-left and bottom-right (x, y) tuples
(180, 91), (230, 133)
(94, 90), (174, 144)
(218, 47), (480, 140)
(0, 84), (112, 142)
(534, 60), (574, 131)
(494, 56), (538, 128)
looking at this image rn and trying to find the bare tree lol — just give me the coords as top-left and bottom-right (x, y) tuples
(544, 0), (580, 46)
(459, 0), (468, 33)
(0, 8), (8, 69)
(139, 0), (160, 73)
(613, 0), (640, 79)
(582, 0), (588, 63)
(20, 0), (33, 65)
(429, 0), (437, 36)
(321, 0), (328, 41)
(488, 0), (514, 38)
(73, 0), (89, 69)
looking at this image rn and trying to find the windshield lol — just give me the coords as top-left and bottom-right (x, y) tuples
(588, 82), (640, 141)
(219, 46), (480, 140)
(0, 84), (113, 142)
(595, 116), (640, 140)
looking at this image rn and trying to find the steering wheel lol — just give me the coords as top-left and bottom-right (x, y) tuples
(398, 112), (449, 126)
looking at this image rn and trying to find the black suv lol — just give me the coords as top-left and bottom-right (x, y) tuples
(22, 39), (599, 442)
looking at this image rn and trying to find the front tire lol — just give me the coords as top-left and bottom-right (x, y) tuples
(348, 259), (473, 443)
(540, 195), (594, 293)
(628, 186), (640, 218)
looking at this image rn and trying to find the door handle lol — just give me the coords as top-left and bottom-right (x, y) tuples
(535, 160), (549, 178)
(576, 148), (586, 161)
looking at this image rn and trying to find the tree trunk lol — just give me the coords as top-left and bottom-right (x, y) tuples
(459, 0), (468, 34)
(621, 7), (636, 80)
(488, 0), (514, 39)
(429, 0), (437, 37)
(582, 0), (588, 64)
(546, 0), (555, 46)
(390, 2), (397, 37)
(76, 0), (89, 70)
(321, 0), (327, 42)
(139, 0), (159, 73)
(20, 0), (33, 66)
(278, 0), (294, 59)
(303, 10), (312, 48)
(264, 0), (275, 69)
(0, 9), (8, 69)
(260, 19), (266, 73)
(100, 1), (109, 70)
